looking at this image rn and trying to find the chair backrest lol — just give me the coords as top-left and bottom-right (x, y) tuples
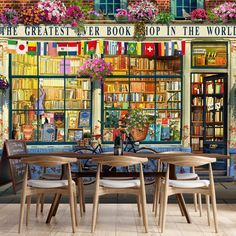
(92, 155), (148, 167)
(160, 155), (216, 167)
(22, 156), (77, 167)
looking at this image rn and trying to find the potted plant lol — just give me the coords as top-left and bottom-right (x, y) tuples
(83, 132), (91, 146)
(87, 10), (104, 20)
(79, 58), (113, 82)
(115, 9), (131, 22)
(190, 8), (207, 23)
(123, 109), (151, 141)
(0, 8), (19, 25)
(206, 9), (221, 23)
(156, 12), (174, 25)
(213, 2), (236, 23)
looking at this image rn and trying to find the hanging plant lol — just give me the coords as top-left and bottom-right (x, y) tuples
(133, 21), (146, 41)
(0, 8), (19, 25)
(79, 58), (113, 82)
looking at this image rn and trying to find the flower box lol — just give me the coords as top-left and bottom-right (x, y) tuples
(115, 16), (129, 23)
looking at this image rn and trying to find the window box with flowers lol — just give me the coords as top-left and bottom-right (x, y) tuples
(115, 9), (131, 23)
(190, 8), (207, 23)
(213, 2), (236, 23)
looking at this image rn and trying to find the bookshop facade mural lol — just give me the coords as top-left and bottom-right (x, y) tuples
(0, 23), (236, 155)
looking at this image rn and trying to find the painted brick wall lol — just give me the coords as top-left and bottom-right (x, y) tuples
(205, 0), (226, 9)
(0, 1), (226, 13)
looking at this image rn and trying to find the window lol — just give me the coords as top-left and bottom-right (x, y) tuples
(171, 0), (204, 18)
(95, 0), (127, 17)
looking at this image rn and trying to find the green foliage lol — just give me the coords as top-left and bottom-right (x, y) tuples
(83, 132), (91, 138)
(206, 9), (221, 22)
(123, 108), (150, 132)
(102, 112), (120, 130)
(69, 0), (90, 15)
(156, 12), (174, 25)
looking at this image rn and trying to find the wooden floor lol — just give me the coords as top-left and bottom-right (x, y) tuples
(0, 203), (235, 235)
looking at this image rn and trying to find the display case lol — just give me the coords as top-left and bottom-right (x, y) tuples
(102, 55), (182, 143)
(9, 54), (92, 144)
(190, 73), (227, 154)
(191, 42), (227, 68)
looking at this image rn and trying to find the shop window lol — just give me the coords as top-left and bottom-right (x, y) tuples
(191, 42), (227, 68)
(171, 0), (204, 18)
(9, 54), (92, 144)
(95, 0), (127, 17)
(102, 55), (183, 144)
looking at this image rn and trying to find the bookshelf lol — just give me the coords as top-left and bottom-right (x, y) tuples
(190, 73), (227, 154)
(191, 42), (227, 68)
(102, 55), (182, 143)
(9, 54), (92, 144)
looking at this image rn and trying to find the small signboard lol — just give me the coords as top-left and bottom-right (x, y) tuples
(0, 140), (27, 193)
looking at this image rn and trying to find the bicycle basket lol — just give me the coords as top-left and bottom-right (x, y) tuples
(130, 124), (149, 142)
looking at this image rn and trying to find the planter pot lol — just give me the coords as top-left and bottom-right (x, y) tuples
(130, 124), (149, 141)
(115, 16), (129, 23)
(192, 19), (205, 23)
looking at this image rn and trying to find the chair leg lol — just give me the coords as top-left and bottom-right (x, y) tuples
(137, 195), (142, 217)
(198, 193), (202, 217)
(193, 193), (198, 212)
(18, 192), (27, 233)
(161, 186), (168, 233)
(73, 186), (78, 226)
(36, 194), (40, 217)
(26, 196), (31, 226)
(155, 177), (161, 218)
(81, 179), (86, 213)
(91, 192), (99, 233)
(152, 178), (158, 212)
(69, 189), (76, 233)
(77, 178), (83, 217)
(40, 194), (44, 213)
(140, 192), (148, 233)
(211, 193), (219, 233)
(158, 185), (164, 226)
(206, 195), (211, 226)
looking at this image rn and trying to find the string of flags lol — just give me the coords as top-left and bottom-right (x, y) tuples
(7, 39), (186, 57)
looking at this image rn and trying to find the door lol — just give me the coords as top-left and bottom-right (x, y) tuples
(203, 74), (227, 154)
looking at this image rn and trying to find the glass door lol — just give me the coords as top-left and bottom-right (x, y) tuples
(203, 74), (227, 154)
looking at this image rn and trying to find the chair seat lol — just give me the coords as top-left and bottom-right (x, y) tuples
(28, 179), (74, 188)
(100, 179), (140, 188)
(176, 173), (198, 180)
(169, 179), (210, 188)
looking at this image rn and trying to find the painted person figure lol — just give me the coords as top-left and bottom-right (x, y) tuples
(35, 85), (46, 117)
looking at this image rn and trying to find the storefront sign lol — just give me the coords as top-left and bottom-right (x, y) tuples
(1, 24), (236, 38)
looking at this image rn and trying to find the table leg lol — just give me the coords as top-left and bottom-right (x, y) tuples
(176, 194), (191, 223)
(46, 194), (62, 224)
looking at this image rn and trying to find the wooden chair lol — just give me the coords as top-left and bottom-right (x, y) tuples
(19, 156), (78, 233)
(153, 151), (201, 216)
(91, 155), (149, 233)
(158, 155), (218, 233)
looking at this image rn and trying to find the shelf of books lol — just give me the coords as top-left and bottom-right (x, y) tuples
(191, 73), (227, 153)
(103, 55), (182, 143)
(10, 54), (92, 144)
(191, 42), (227, 68)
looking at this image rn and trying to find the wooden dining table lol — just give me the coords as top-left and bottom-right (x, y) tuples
(9, 151), (229, 225)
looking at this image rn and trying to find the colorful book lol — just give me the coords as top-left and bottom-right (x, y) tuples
(54, 112), (64, 128)
(78, 111), (91, 128)
(161, 126), (170, 140)
(42, 124), (56, 142)
(74, 130), (83, 141)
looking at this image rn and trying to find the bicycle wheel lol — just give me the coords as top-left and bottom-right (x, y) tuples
(74, 148), (97, 185)
(136, 147), (160, 185)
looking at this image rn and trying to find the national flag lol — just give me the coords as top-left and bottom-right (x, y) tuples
(127, 42), (137, 55)
(48, 42), (57, 56)
(161, 42), (165, 56)
(37, 42), (48, 56)
(7, 40), (17, 54)
(16, 40), (28, 54)
(103, 41), (109, 55)
(77, 42), (81, 55)
(181, 40), (186, 55)
(80, 41), (85, 56)
(144, 42), (155, 56)
(121, 42), (125, 54)
(137, 42), (142, 56)
(87, 40), (97, 55)
(108, 41), (117, 55)
(83, 41), (87, 55)
(67, 42), (77, 56)
(57, 42), (67, 56)
(117, 42), (122, 55)
(98, 39), (104, 55)
(165, 42), (173, 56)
(27, 41), (37, 56)
(124, 42), (128, 54)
